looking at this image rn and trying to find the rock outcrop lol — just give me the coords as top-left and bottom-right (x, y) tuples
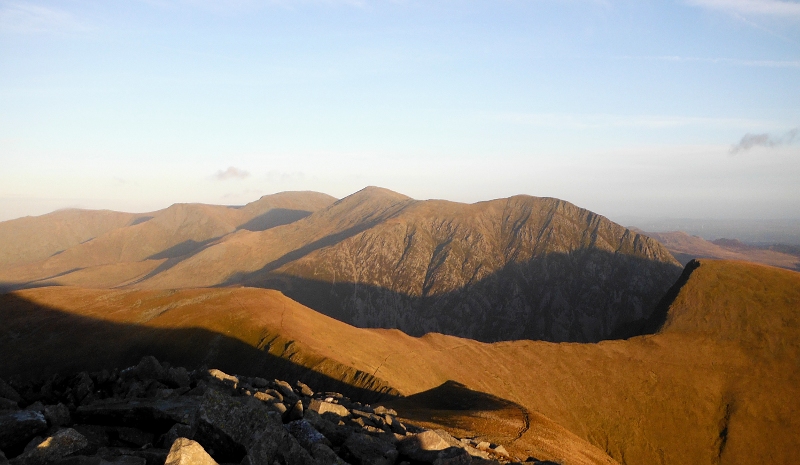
(0, 357), (555, 465)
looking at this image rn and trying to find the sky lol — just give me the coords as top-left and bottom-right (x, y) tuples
(1, 0), (799, 223)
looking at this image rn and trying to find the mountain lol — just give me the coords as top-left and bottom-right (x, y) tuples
(143, 187), (682, 342)
(640, 230), (800, 271)
(2, 259), (798, 464)
(0, 191), (336, 290)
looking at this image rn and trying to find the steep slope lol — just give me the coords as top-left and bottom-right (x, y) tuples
(641, 230), (800, 270)
(2, 260), (798, 465)
(0, 192), (336, 289)
(148, 187), (681, 342)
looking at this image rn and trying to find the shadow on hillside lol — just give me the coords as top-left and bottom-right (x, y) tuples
(238, 208), (313, 232)
(229, 249), (683, 343)
(0, 293), (397, 403)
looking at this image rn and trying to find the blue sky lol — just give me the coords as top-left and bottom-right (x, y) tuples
(1, 0), (798, 222)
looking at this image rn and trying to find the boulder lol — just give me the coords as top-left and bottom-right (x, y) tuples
(295, 382), (314, 398)
(286, 400), (303, 423)
(204, 370), (237, 391)
(398, 430), (450, 462)
(284, 419), (330, 451)
(159, 424), (193, 449)
(309, 443), (347, 465)
(271, 381), (297, 404)
(432, 447), (472, 465)
(244, 423), (315, 465)
(0, 411), (48, 452)
(342, 433), (398, 465)
(308, 400), (349, 418)
(0, 380), (22, 404)
(43, 404), (71, 428)
(164, 438), (217, 465)
(12, 428), (88, 465)
(192, 389), (276, 462)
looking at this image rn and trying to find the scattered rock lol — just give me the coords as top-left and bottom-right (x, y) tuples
(205, 370), (237, 391)
(398, 430), (451, 462)
(13, 428), (88, 465)
(343, 433), (398, 465)
(0, 410), (48, 453)
(43, 404), (71, 428)
(164, 438), (217, 465)
(308, 399), (349, 417)
(284, 419), (330, 450)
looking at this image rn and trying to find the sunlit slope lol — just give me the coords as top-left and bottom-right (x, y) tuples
(3, 259), (797, 464)
(0, 209), (145, 268)
(0, 191), (336, 288)
(145, 186), (681, 342)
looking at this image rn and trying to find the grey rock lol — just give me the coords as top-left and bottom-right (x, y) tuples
(164, 438), (217, 465)
(0, 410), (48, 452)
(284, 420), (330, 451)
(309, 443), (347, 465)
(159, 424), (193, 449)
(75, 396), (199, 427)
(302, 411), (350, 447)
(0, 380), (21, 404)
(0, 398), (19, 412)
(252, 392), (277, 404)
(286, 400), (304, 423)
(205, 370), (238, 391)
(13, 428), (88, 465)
(165, 368), (190, 390)
(433, 447), (472, 465)
(43, 405), (70, 428)
(295, 382), (313, 398)
(398, 430), (450, 462)
(72, 373), (95, 404)
(271, 381), (296, 404)
(250, 378), (268, 389)
(244, 422), (315, 465)
(342, 433), (398, 465)
(192, 389), (276, 462)
(308, 400), (348, 418)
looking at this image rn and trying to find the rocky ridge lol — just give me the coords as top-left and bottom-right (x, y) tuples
(0, 357), (555, 465)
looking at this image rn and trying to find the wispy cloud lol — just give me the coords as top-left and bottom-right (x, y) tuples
(730, 127), (799, 153)
(686, 0), (800, 18)
(620, 55), (800, 68)
(0, 2), (87, 34)
(214, 166), (250, 180)
(490, 112), (772, 130)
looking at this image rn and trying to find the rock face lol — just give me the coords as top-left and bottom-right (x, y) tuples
(259, 190), (683, 342)
(0, 357), (547, 465)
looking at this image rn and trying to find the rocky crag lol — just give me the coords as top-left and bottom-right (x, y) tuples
(0, 357), (555, 465)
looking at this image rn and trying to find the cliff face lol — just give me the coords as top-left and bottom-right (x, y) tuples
(245, 189), (682, 342)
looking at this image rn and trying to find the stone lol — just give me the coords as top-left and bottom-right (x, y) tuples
(433, 447), (472, 465)
(165, 368), (190, 390)
(269, 402), (287, 417)
(271, 381), (296, 403)
(0, 410), (48, 452)
(13, 428), (88, 465)
(492, 445), (509, 458)
(309, 443), (347, 465)
(205, 370), (238, 391)
(109, 427), (153, 448)
(43, 404), (71, 428)
(372, 406), (397, 416)
(192, 389), (276, 462)
(244, 423), (316, 465)
(284, 419), (330, 451)
(308, 400), (349, 418)
(0, 398), (19, 412)
(71, 373), (95, 404)
(0, 380), (22, 404)
(124, 357), (166, 383)
(250, 378), (268, 389)
(302, 411), (350, 447)
(398, 430), (451, 462)
(164, 438), (218, 465)
(75, 396), (200, 427)
(386, 416), (407, 436)
(159, 424), (193, 449)
(295, 382), (314, 398)
(252, 392), (277, 404)
(342, 433), (398, 465)
(286, 400), (303, 422)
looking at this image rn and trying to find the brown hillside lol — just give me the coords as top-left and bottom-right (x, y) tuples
(2, 259), (797, 465)
(0, 191), (336, 289)
(144, 187), (682, 342)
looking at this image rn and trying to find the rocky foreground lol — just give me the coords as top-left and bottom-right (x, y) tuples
(0, 357), (554, 465)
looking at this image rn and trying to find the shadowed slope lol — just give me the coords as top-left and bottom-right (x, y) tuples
(2, 260), (798, 464)
(145, 188), (682, 342)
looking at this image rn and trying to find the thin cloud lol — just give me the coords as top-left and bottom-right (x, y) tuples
(620, 55), (800, 68)
(214, 166), (250, 180)
(687, 0), (800, 17)
(730, 127), (799, 153)
(0, 2), (87, 34)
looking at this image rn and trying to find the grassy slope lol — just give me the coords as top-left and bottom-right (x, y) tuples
(1, 259), (797, 465)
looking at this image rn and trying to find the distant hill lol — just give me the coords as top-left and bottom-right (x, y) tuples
(2, 259), (797, 465)
(639, 230), (800, 271)
(0, 191), (336, 290)
(139, 187), (682, 342)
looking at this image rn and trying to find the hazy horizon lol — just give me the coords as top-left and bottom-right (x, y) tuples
(2, 1), (798, 223)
